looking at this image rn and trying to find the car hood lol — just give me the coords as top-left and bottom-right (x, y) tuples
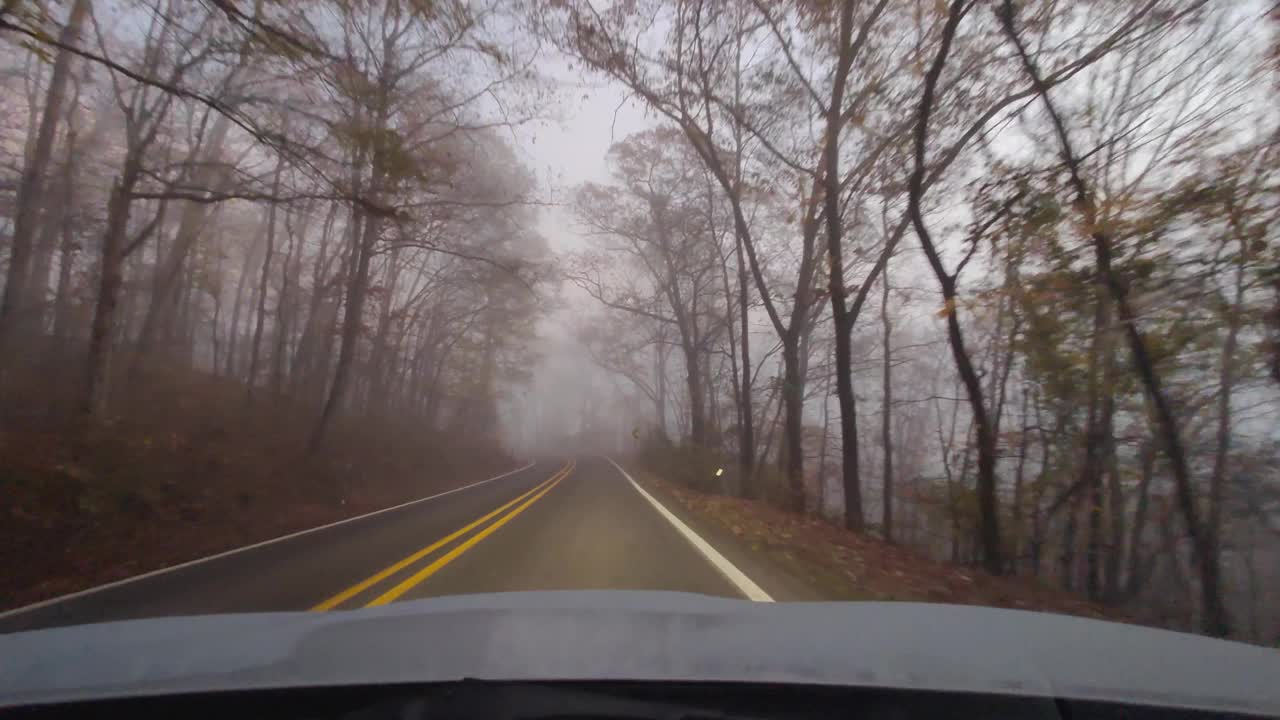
(1, 591), (1276, 715)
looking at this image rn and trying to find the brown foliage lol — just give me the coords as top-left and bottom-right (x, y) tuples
(0, 358), (512, 611)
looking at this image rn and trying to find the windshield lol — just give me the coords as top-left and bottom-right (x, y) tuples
(1, 0), (1277, 662)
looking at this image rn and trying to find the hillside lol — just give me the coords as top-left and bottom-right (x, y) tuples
(1, 362), (513, 611)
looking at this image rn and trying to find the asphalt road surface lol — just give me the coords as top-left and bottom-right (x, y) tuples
(0, 457), (760, 633)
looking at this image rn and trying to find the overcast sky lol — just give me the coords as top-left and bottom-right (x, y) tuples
(499, 62), (657, 455)
(512, 59), (653, 254)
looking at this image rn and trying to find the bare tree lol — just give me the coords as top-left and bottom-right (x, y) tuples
(0, 0), (89, 366)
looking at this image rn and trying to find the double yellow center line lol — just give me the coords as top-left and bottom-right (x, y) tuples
(312, 460), (573, 611)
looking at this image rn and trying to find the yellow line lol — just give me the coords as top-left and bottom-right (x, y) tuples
(310, 462), (570, 611)
(365, 461), (570, 607)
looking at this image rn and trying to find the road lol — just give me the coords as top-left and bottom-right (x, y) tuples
(0, 457), (769, 633)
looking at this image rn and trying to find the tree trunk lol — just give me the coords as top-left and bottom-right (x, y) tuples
(684, 343), (706, 446)
(28, 198), (63, 333)
(945, 298), (1001, 572)
(821, 0), (863, 532)
(1243, 523), (1259, 641)
(244, 159), (284, 404)
(1124, 439), (1155, 598)
(272, 201), (311, 395)
(50, 98), (81, 361)
(290, 202), (340, 396)
(714, 222), (743, 492)
(82, 172), (136, 417)
(1164, 509), (1198, 631)
(367, 246), (401, 412)
(225, 233), (261, 379)
(734, 195), (754, 493)
(1062, 497), (1079, 592)
(880, 260), (894, 542)
(656, 336), (669, 439)
(1272, 266), (1280, 387)
(1082, 287), (1109, 602)
(309, 205), (378, 450)
(1011, 390), (1031, 573)
(134, 113), (235, 361)
(781, 338), (805, 511)
(955, 440), (973, 565)
(1202, 229), (1246, 621)
(178, 256), (198, 364)
(0, 0), (90, 363)
(991, 280), (1021, 569)
(706, 352), (721, 447)
(729, 7), (755, 493)
(908, 0), (1002, 575)
(657, 212), (707, 448)
(210, 239), (224, 375)
(757, 382), (786, 476)
(1102, 343), (1123, 600)
(817, 367), (831, 517)
(936, 394), (962, 563)
(307, 178), (357, 410)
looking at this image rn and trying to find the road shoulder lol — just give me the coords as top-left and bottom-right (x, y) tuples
(612, 460), (835, 602)
(621, 461), (1129, 623)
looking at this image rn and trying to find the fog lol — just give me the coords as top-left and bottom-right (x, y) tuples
(1, 0), (1277, 648)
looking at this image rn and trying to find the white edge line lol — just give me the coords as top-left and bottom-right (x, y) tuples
(0, 460), (537, 620)
(605, 456), (773, 603)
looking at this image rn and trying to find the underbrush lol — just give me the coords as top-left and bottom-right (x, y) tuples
(636, 435), (795, 507)
(638, 437), (732, 494)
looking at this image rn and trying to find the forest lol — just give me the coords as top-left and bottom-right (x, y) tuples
(0, 0), (548, 445)
(553, 0), (1280, 643)
(1, 0), (1278, 644)
(0, 0), (552, 606)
